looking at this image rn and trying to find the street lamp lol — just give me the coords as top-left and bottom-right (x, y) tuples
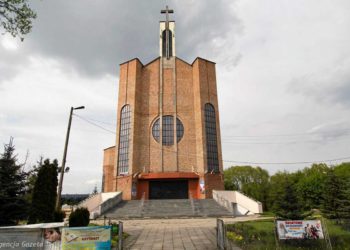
(56, 106), (85, 210)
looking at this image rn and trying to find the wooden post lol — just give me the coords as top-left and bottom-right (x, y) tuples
(118, 221), (123, 250)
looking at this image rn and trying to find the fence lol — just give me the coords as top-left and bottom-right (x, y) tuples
(217, 219), (239, 250)
(217, 218), (334, 250)
(217, 219), (225, 250)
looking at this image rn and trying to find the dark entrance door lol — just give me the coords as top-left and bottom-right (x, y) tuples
(149, 180), (188, 199)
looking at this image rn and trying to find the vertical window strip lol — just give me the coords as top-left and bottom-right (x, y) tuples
(205, 103), (219, 173)
(118, 105), (131, 175)
(162, 116), (174, 145)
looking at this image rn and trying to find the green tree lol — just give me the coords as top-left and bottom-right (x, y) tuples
(23, 157), (42, 204)
(0, 0), (36, 39)
(224, 166), (270, 210)
(92, 185), (98, 195)
(321, 169), (350, 222)
(296, 163), (329, 210)
(0, 139), (28, 225)
(28, 159), (59, 223)
(270, 171), (304, 219)
(69, 207), (90, 227)
(334, 162), (350, 179)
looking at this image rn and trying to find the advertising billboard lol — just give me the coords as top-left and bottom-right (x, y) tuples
(277, 220), (324, 240)
(62, 226), (111, 250)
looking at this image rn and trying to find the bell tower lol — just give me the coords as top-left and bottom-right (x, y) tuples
(160, 6), (175, 59)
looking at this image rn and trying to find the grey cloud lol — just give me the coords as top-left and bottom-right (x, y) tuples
(1, 0), (243, 83)
(0, 48), (31, 86)
(308, 121), (350, 140)
(288, 61), (350, 108)
(174, 0), (243, 63)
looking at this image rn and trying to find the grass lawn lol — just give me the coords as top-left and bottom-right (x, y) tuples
(226, 219), (350, 250)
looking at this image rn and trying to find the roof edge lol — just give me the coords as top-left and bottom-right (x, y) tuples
(119, 56), (216, 67)
(191, 57), (216, 65)
(103, 145), (115, 151)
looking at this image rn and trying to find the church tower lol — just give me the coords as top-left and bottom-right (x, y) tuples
(102, 6), (224, 200)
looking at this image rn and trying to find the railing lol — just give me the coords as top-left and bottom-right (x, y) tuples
(217, 219), (225, 250)
(118, 221), (124, 250)
(77, 192), (99, 207)
(213, 190), (263, 216)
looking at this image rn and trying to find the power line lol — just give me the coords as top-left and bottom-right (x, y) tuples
(222, 129), (350, 138)
(221, 137), (350, 145)
(73, 114), (116, 127)
(73, 114), (350, 165)
(222, 156), (350, 165)
(152, 143), (350, 166)
(73, 114), (116, 134)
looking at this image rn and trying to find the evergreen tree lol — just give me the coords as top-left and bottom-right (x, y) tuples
(92, 185), (98, 195)
(271, 174), (304, 219)
(0, 139), (27, 225)
(28, 159), (59, 223)
(296, 163), (329, 210)
(322, 169), (350, 222)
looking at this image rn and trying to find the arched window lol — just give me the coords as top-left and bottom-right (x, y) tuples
(204, 103), (219, 173)
(162, 29), (173, 57)
(118, 105), (131, 175)
(152, 116), (184, 145)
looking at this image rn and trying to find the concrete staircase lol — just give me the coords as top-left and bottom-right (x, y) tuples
(103, 199), (233, 219)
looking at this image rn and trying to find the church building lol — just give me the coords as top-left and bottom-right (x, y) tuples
(102, 7), (225, 200)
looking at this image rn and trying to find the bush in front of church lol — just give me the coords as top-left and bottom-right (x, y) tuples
(69, 207), (90, 227)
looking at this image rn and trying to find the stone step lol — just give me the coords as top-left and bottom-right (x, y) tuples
(103, 199), (233, 219)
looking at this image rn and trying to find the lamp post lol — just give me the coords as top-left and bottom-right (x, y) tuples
(56, 106), (85, 210)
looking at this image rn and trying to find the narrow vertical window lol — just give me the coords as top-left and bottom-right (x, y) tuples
(118, 105), (131, 175)
(162, 29), (173, 57)
(205, 103), (219, 173)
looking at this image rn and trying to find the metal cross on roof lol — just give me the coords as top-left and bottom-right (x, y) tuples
(161, 5), (174, 30)
(160, 6), (174, 60)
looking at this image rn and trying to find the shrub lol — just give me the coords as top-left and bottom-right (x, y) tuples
(69, 207), (90, 227)
(54, 210), (65, 222)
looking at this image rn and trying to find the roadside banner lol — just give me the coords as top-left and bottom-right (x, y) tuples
(276, 220), (324, 240)
(61, 226), (111, 250)
(0, 222), (64, 250)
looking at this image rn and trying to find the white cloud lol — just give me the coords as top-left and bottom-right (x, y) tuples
(1, 34), (20, 51)
(0, 55), (117, 193)
(1, 0), (350, 194)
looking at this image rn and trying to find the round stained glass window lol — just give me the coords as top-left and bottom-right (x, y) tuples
(152, 116), (184, 145)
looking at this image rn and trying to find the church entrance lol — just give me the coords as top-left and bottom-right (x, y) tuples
(149, 180), (188, 199)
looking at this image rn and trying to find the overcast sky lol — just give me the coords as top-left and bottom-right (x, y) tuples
(1, 0), (350, 193)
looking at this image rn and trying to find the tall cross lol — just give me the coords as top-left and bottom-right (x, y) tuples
(161, 6), (174, 59)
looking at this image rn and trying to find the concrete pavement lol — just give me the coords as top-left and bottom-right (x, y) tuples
(92, 216), (265, 249)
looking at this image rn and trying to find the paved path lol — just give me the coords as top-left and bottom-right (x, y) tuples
(92, 216), (265, 249)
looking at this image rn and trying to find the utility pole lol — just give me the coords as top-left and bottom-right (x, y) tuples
(56, 106), (84, 210)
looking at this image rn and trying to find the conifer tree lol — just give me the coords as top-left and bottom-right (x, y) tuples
(322, 169), (350, 222)
(272, 175), (304, 219)
(28, 159), (59, 223)
(0, 139), (27, 225)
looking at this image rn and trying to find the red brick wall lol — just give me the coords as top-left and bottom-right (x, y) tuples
(205, 173), (225, 198)
(103, 57), (225, 200)
(116, 175), (132, 200)
(102, 146), (115, 192)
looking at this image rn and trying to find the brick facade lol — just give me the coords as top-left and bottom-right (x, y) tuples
(102, 20), (224, 200)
